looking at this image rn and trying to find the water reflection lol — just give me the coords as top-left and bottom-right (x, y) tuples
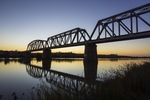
(24, 58), (98, 82)
(42, 59), (51, 70)
(23, 59), (100, 96)
(84, 61), (98, 82)
(0, 58), (19, 65)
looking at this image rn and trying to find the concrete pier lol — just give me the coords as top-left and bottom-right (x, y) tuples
(25, 51), (31, 59)
(84, 43), (98, 82)
(23, 51), (31, 64)
(42, 49), (51, 59)
(84, 43), (98, 64)
(42, 59), (51, 70)
(84, 62), (97, 82)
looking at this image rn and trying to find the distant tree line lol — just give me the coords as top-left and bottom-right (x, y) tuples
(52, 52), (84, 58)
(0, 50), (24, 58)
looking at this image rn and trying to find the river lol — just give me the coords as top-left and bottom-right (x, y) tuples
(0, 58), (149, 100)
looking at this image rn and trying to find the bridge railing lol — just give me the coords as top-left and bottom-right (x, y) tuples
(90, 3), (150, 40)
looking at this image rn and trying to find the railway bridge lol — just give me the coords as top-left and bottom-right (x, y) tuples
(26, 3), (150, 63)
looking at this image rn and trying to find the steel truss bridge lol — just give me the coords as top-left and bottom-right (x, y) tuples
(27, 3), (150, 51)
(25, 63), (101, 95)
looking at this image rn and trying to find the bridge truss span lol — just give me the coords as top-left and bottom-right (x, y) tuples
(46, 28), (90, 48)
(90, 3), (150, 42)
(27, 28), (90, 51)
(27, 40), (47, 51)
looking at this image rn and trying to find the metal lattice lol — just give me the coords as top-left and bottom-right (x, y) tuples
(90, 3), (150, 43)
(46, 28), (90, 48)
(27, 40), (47, 51)
(27, 28), (90, 51)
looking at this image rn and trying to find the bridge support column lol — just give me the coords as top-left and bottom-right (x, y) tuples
(84, 43), (98, 64)
(42, 49), (51, 59)
(25, 51), (31, 59)
(24, 51), (31, 64)
(42, 59), (51, 70)
(84, 43), (98, 82)
(84, 62), (97, 82)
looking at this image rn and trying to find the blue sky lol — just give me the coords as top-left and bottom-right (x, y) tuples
(0, 0), (150, 56)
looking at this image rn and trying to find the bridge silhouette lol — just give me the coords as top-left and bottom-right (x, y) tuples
(25, 4), (150, 62)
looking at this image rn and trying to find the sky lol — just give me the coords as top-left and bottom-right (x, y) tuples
(0, 0), (150, 56)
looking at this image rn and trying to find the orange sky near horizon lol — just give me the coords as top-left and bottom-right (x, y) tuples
(0, 35), (150, 57)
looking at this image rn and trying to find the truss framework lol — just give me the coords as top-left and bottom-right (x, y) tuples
(27, 40), (47, 51)
(27, 28), (90, 51)
(90, 3), (150, 40)
(27, 3), (150, 51)
(46, 28), (90, 48)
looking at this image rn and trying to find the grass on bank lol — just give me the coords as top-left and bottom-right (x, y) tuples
(98, 62), (150, 100)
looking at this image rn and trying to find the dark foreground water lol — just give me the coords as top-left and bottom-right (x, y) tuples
(0, 58), (149, 100)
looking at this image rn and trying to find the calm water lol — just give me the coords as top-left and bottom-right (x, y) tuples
(0, 58), (150, 99)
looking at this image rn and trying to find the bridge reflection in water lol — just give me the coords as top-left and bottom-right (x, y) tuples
(23, 59), (101, 96)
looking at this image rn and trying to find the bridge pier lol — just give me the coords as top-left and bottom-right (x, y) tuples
(84, 43), (98, 64)
(42, 59), (51, 70)
(42, 49), (51, 59)
(25, 51), (31, 59)
(84, 43), (98, 82)
(84, 62), (97, 82)
(23, 51), (31, 64)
